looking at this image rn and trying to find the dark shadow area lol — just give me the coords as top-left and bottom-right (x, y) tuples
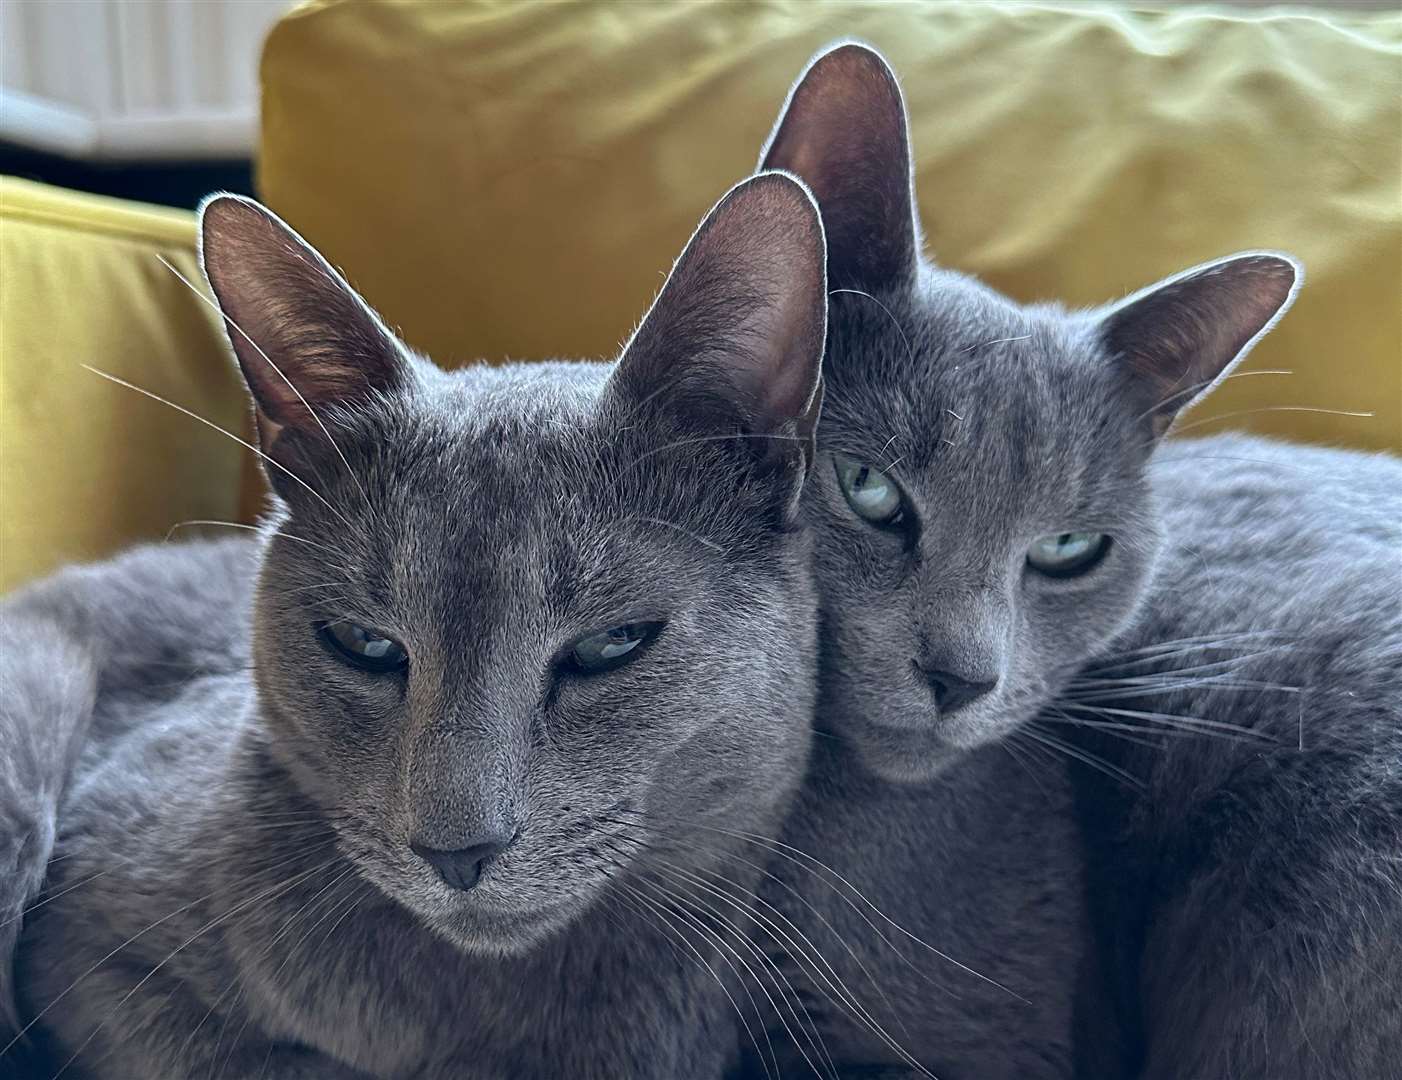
(0, 143), (255, 210)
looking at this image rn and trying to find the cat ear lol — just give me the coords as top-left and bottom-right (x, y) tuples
(759, 41), (919, 292)
(198, 194), (408, 451)
(608, 171), (827, 499)
(1100, 252), (1302, 438)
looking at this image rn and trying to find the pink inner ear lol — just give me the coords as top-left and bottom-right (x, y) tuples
(609, 173), (826, 447)
(760, 43), (918, 291)
(200, 195), (406, 443)
(1105, 254), (1299, 434)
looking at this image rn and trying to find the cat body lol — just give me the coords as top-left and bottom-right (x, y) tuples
(751, 42), (1402, 1080)
(744, 742), (1085, 1080)
(730, 255), (1111, 1079)
(1075, 434), (1402, 1080)
(4, 172), (833, 1079)
(0, 534), (255, 1047)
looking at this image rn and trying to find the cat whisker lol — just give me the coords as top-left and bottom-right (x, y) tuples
(999, 739), (1051, 793)
(80, 366), (356, 532)
(1071, 664), (1285, 687)
(622, 431), (805, 474)
(1021, 724), (1145, 788)
(831, 289), (919, 373)
(632, 871), (838, 1080)
(639, 874), (834, 1080)
(654, 853), (927, 1072)
(164, 520), (342, 559)
(1076, 644), (1292, 677)
(1059, 702), (1274, 741)
(1081, 633), (1302, 675)
(963, 334), (1032, 355)
(1065, 678), (1300, 703)
(615, 880), (779, 1080)
(1135, 368), (1293, 426)
(617, 516), (723, 554)
(49, 851), (346, 1078)
(1088, 629), (1293, 659)
(1070, 654), (1298, 687)
(1169, 404), (1374, 437)
(231, 882), (366, 1080)
(608, 810), (1023, 1004)
(649, 856), (856, 1076)
(1040, 710), (1162, 749)
(4, 866), (122, 927)
(6, 840), (339, 1058)
(197, 866), (363, 1077)
(606, 815), (941, 1032)
(1148, 453), (1317, 474)
(1067, 656), (1303, 695)
(709, 827), (1017, 1000)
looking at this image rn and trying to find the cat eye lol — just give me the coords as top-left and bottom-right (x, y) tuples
(318, 620), (409, 673)
(1026, 532), (1112, 578)
(566, 622), (662, 675)
(833, 452), (905, 526)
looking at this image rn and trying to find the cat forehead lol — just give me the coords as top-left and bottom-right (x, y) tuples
(374, 361), (687, 531)
(821, 274), (1136, 515)
(429, 359), (611, 439)
(288, 360), (744, 604)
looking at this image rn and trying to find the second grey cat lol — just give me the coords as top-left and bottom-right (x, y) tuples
(742, 42), (1402, 1080)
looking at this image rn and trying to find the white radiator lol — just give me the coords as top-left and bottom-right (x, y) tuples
(0, 0), (290, 160)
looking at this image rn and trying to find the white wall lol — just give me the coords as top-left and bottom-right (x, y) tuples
(0, 0), (291, 160)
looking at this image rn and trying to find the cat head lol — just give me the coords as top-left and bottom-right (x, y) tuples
(198, 172), (826, 952)
(761, 43), (1300, 783)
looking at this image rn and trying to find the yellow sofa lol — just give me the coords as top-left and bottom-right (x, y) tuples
(2, 1), (1398, 592)
(260, 1), (1401, 449)
(0, 179), (258, 592)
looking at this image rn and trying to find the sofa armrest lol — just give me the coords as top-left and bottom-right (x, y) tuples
(0, 178), (256, 592)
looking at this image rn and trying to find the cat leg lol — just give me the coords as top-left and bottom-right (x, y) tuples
(23, 960), (370, 1080)
(0, 612), (96, 1043)
(1138, 760), (1402, 1080)
(200, 1044), (378, 1080)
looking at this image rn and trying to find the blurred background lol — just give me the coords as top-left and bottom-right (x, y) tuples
(0, 0), (1394, 207)
(1, 0), (1399, 593)
(1, 0), (287, 206)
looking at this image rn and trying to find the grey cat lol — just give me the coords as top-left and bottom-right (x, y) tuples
(1, 171), (832, 1078)
(745, 42), (1402, 1080)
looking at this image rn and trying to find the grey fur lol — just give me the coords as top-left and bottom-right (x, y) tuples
(751, 41), (1402, 1079)
(2, 171), (831, 1079)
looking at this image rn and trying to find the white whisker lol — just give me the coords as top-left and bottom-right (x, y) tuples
(80, 367), (355, 532)
(1170, 404), (1373, 436)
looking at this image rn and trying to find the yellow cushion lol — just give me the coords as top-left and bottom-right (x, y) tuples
(261, 0), (1400, 452)
(0, 178), (256, 593)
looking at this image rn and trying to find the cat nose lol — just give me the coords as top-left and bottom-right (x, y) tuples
(920, 665), (997, 713)
(411, 832), (514, 892)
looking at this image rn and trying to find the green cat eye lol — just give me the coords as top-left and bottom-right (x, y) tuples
(318, 620), (409, 673)
(568, 622), (660, 675)
(1026, 532), (1112, 578)
(834, 452), (904, 526)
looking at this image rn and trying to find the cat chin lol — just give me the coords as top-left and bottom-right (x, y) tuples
(842, 702), (1038, 784)
(420, 895), (584, 957)
(842, 717), (969, 784)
